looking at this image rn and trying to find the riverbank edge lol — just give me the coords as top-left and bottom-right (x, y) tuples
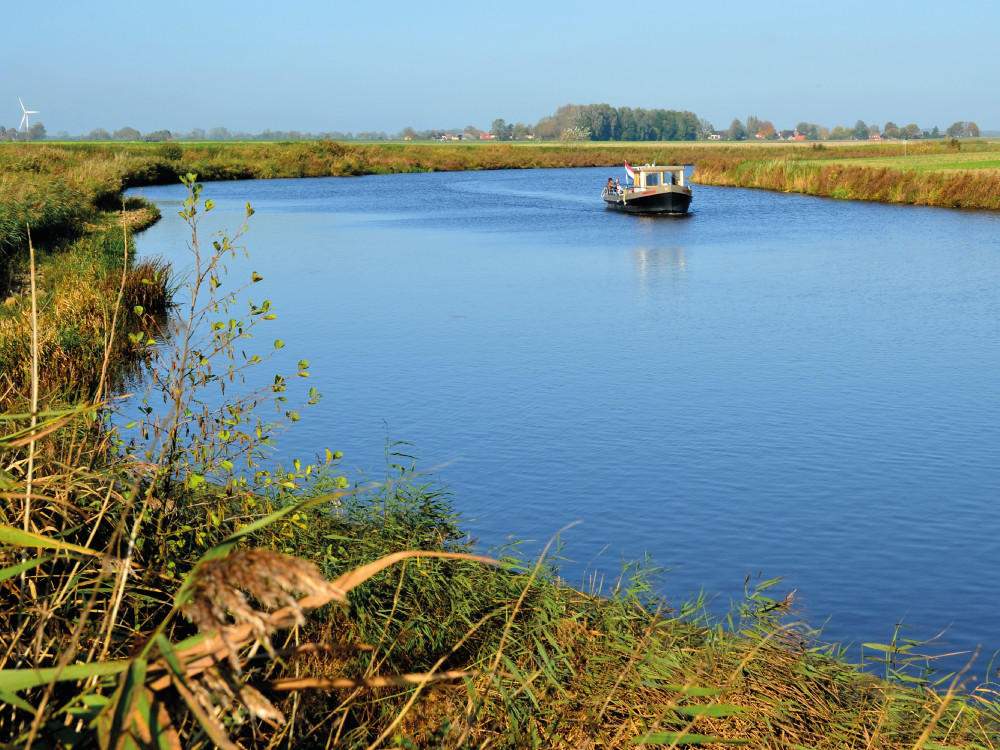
(3, 143), (1000, 746)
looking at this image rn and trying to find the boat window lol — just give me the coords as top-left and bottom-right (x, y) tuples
(645, 173), (660, 187)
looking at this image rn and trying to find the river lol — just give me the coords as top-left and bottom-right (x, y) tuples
(128, 167), (1000, 677)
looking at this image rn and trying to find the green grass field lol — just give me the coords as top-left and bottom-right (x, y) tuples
(810, 150), (1000, 173)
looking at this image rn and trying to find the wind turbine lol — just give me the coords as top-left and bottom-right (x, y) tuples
(18, 97), (39, 132)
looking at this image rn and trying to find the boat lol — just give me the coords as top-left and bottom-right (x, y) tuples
(602, 162), (692, 214)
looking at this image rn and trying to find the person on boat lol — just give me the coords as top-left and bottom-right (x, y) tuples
(614, 178), (622, 194)
(605, 177), (614, 194)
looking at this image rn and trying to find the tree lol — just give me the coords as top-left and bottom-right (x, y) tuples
(758, 120), (776, 139)
(512, 122), (530, 140)
(904, 123), (921, 137)
(745, 116), (760, 138)
(28, 122), (46, 141)
(114, 126), (141, 141)
(208, 126), (232, 141)
(87, 128), (111, 141)
(577, 103), (616, 141)
(491, 118), (512, 140)
(463, 124), (481, 137)
(728, 118), (746, 141)
(883, 122), (901, 139)
(968, 121), (980, 138)
(676, 111), (700, 141)
(559, 125), (590, 141)
(852, 120), (869, 140)
(144, 129), (172, 142)
(946, 121), (967, 138)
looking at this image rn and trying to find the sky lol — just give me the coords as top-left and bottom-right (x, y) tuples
(4, 0), (996, 137)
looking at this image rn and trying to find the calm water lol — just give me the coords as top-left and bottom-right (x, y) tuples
(129, 168), (1000, 674)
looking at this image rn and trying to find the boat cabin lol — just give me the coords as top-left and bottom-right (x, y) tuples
(631, 164), (686, 190)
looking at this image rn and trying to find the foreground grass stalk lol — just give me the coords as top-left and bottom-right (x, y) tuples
(26, 227), (37, 535)
(94, 209), (130, 407)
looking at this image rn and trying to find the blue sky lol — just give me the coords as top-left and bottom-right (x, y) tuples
(5, 0), (995, 136)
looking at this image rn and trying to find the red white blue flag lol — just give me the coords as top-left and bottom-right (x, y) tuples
(625, 160), (634, 182)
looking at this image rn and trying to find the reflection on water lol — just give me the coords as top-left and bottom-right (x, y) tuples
(633, 246), (687, 274)
(128, 168), (1000, 675)
(632, 247), (686, 299)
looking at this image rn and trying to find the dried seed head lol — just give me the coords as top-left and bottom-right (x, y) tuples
(183, 549), (333, 641)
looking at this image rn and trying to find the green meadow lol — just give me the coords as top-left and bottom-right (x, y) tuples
(810, 150), (1000, 173)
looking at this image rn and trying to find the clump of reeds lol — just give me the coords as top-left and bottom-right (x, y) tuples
(0, 219), (171, 410)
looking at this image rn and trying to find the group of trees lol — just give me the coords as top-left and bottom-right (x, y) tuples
(945, 121), (980, 138)
(0, 122), (46, 141)
(726, 116), (981, 142)
(531, 104), (705, 142)
(489, 119), (533, 140)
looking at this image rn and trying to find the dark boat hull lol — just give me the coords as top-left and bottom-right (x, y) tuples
(603, 186), (692, 214)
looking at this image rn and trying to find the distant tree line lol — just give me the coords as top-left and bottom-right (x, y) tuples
(0, 108), (984, 144)
(0, 124), (386, 143)
(725, 116), (980, 142)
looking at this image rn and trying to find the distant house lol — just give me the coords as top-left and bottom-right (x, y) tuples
(868, 133), (883, 141)
(709, 130), (725, 140)
(480, 132), (497, 140)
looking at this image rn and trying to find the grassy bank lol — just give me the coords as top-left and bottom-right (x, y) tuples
(3, 147), (1000, 747)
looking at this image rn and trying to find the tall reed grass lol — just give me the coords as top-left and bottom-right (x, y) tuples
(0, 220), (169, 411)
